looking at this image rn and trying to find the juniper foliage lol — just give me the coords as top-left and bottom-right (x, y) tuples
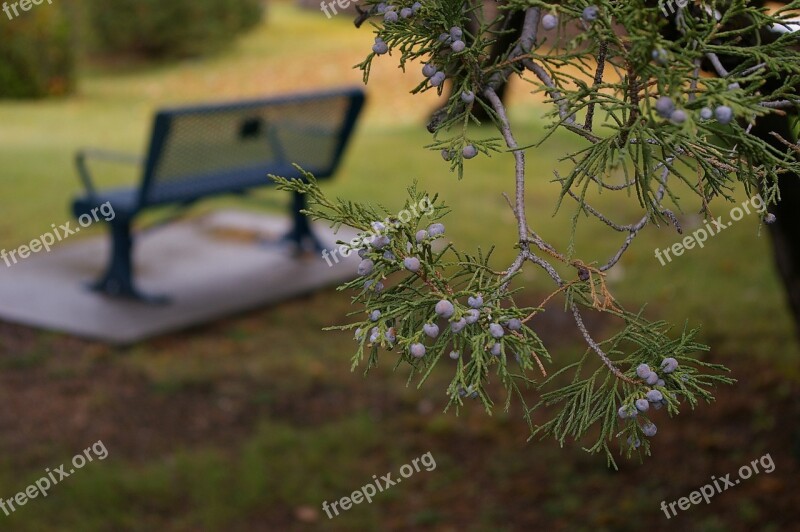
(273, 0), (799, 466)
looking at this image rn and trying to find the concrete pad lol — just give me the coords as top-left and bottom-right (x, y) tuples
(0, 210), (360, 345)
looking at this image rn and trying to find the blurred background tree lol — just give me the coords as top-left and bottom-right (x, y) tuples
(0, 0), (265, 100)
(0, 1), (75, 98)
(86, 0), (265, 59)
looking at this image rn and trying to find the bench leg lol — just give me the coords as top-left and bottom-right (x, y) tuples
(281, 191), (323, 252)
(89, 220), (169, 304)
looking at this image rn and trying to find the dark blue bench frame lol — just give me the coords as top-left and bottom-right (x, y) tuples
(72, 87), (366, 303)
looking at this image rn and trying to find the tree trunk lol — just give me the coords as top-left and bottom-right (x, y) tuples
(752, 114), (800, 334)
(465, 8), (525, 122)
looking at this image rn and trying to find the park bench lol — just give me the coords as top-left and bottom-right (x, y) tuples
(72, 87), (366, 303)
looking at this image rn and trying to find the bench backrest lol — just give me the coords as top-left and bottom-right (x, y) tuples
(138, 87), (365, 207)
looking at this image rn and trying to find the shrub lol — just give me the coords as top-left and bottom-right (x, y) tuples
(87, 0), (264, 59)
(0, 4), (75, 99)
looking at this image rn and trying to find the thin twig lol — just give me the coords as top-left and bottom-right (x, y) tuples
(584, 41), (608, 131)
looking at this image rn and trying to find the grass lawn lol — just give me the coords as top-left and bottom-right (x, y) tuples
(0, 1), (798, 530)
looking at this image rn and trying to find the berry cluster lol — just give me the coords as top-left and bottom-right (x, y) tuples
(420, 26), (468, 89)
(349, 214), (540, 402)
(654, 96), (734, 126)
(377, 1), (421, 22)
(408, 291), (531, 371)
(441, 146), (479, 160)
(438, 26), (467, 53)
(368, 9), (486, 166)
(353, 218), (449, 336)
(617, 358), (680, 447)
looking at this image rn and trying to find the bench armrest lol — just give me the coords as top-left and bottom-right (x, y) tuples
(75, 148), (144, 198)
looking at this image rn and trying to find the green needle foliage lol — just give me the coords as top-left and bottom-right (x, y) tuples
(273, 0), (799, 465)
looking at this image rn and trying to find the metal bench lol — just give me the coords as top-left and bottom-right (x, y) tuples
(72, 87), (366, 303)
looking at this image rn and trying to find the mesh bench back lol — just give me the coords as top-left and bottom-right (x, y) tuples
(140, 88), (365, 206)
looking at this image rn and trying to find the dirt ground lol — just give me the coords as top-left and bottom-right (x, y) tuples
(1, 294), (798, 531)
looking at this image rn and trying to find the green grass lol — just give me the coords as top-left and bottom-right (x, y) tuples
(2, 417), (385, 531)
(0, 2), (798, 530)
